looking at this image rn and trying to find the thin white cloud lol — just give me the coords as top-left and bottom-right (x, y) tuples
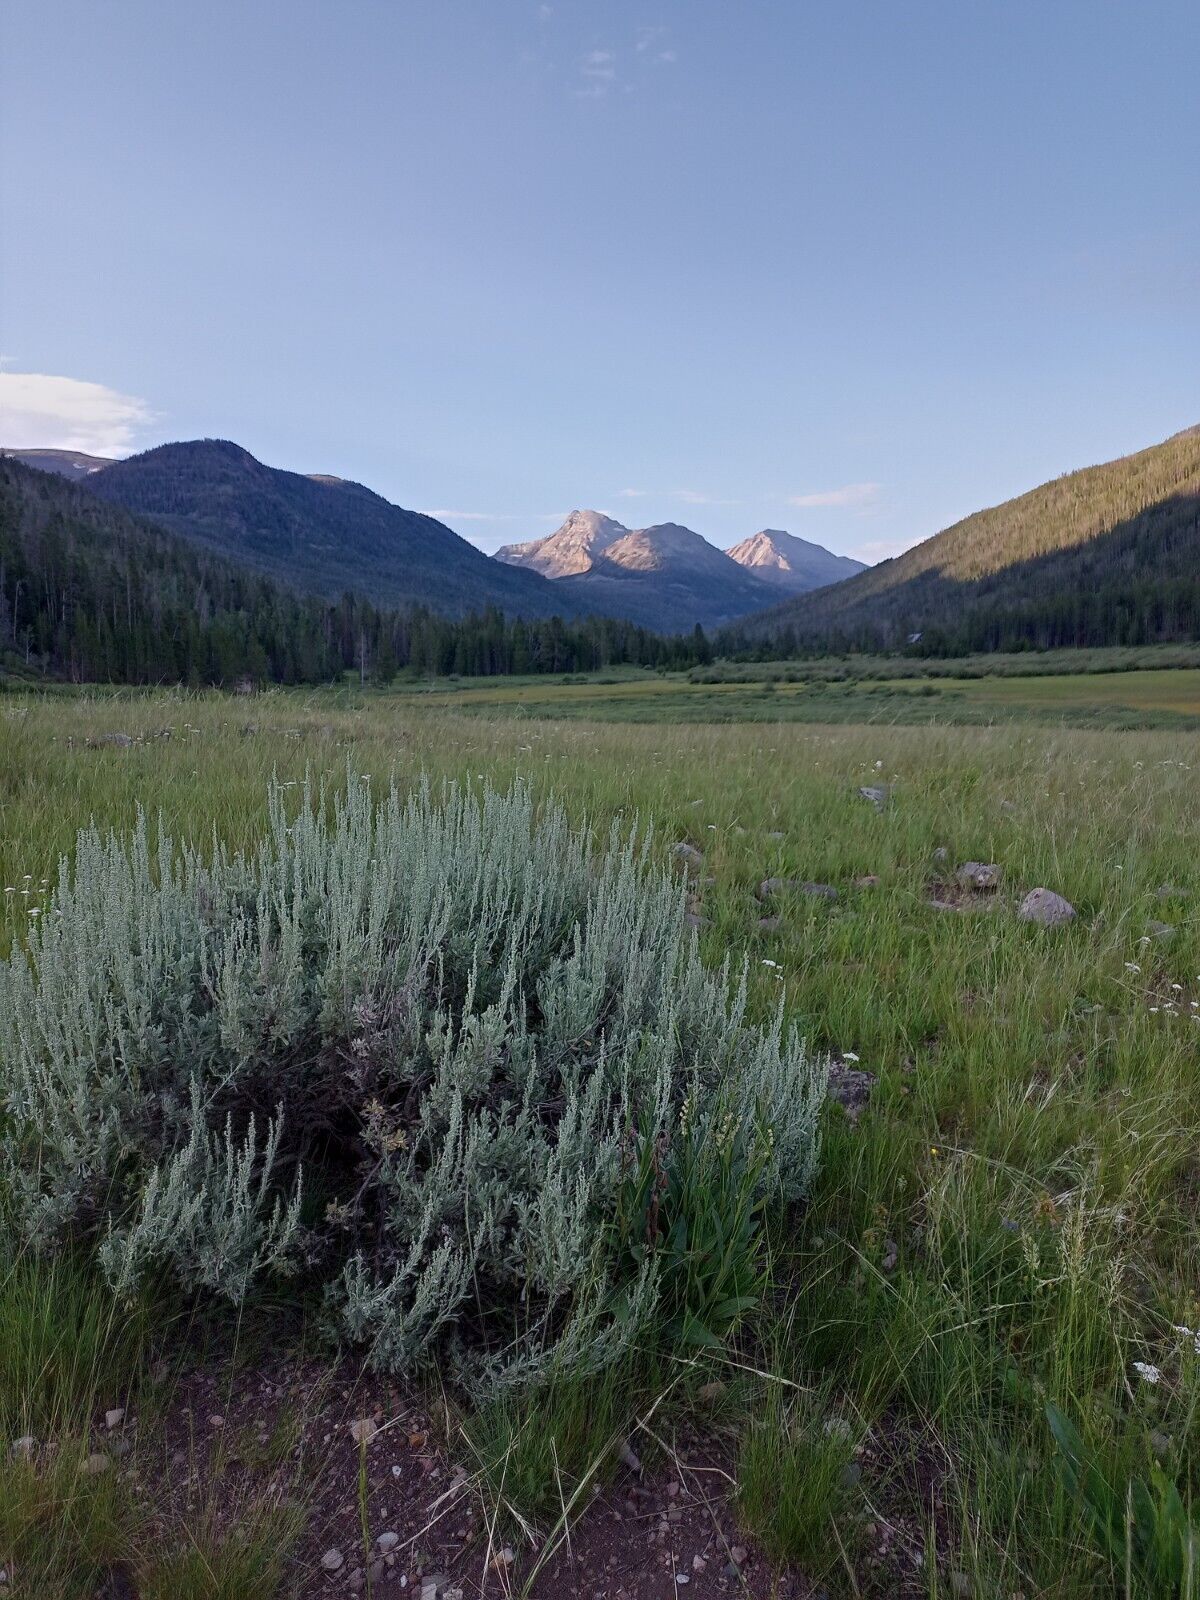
(575, 46), (618, 96)
(613, 486), (735, 507)
(673, 488), (737, 506)
(582, 48), (615, 77)
(636, 25), (665, 52)
(657, 49), (677, 63)
(432, 510), (565, 524)
(430, 509), (509, 522)
(788, 481), (881, 509)
(850, 536), (911, 562)
(0, 371), (154, 456)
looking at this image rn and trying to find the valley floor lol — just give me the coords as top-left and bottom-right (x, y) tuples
(2, 681), (1198, 1597)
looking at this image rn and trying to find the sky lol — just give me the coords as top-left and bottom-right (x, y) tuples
(1, 1), (1198, 561)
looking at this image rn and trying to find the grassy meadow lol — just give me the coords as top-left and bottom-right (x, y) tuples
(361, 659), (1200, 730)
(2, 675), (1199, 1597)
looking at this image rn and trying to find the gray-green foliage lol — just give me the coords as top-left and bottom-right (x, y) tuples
(0, 773), (823, 1388)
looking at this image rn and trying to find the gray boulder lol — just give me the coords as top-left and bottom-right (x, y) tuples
(672, 842), (704, 872)
(956, 862), (1002, 892)
(1017, 888), (1075, 927)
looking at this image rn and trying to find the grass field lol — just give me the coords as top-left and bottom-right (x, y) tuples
(367, 663), (1200, 730)
(2, 678), (1199, 1596)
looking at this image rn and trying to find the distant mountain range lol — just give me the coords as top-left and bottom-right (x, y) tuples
(737, 426), (1200, 652)
(4, 442), (866, 633)
(9, 425), (1195, 656)
(724, 528), (866, 590)
(1, 447), (115, 481)
(497, 513), (862, 631)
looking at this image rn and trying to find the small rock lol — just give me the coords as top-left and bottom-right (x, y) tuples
(81, 1452), (111, 1475)
(1145, 920), (1175, 941)
(692, 1554), (708, 1572)
(840, 1460), (862, 1488)
(683, 911), (712, 930)
(348, 1570), (364, 1593)
(618, 1440), (642, 1473)
(348, 1418), (377, 1444)
(207, 1413), (224, 1429)
(92, 732), (134, 748)
(730, 1545), (748, 1566)
(826, 1063), (877, 1122)
(675, 1575), (690, 1586)
(377, 1532), (400, 1553)
(11, 1435), (36, 1460)
(858, 784), (889, 811)
(955, 862), (1002, 892)
(765, 830), (786, 841)
(672, 842), (704, 871)
(855, 874), (880, 888)
(368, 1561), (385, 1585)
(881, 1238), (898, 1273)
(1157, 883), (1188, 900)
(320, 1548), (344, 1572)
(757, 915), (782, 931)
(758, 878), (837, 902)
(105, 1407), (125, 1431)
(109, 1437), (131, 1458)
(932, 846), (949, 863)
(1017, 888), (1076, 927)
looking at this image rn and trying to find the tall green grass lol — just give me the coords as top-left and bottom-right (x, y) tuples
(1, 685), (1198, 1595)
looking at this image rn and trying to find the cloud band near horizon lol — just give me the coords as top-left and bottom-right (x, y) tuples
(0, 371), (154, 456)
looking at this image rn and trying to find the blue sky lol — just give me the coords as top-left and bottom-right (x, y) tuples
(1, 1), (1197, 559)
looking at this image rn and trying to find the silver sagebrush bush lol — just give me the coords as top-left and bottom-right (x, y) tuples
(0, 774), (823, 1390)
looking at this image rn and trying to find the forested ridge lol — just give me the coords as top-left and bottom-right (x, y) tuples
(0, 460), (709, 685)
(85, 438), (583, 620)
(730, 425), (1200, 654)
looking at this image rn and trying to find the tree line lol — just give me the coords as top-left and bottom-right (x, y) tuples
(0, 460), (711, 686)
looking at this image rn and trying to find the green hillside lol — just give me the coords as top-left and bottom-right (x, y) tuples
(735, 425), (1200, 653)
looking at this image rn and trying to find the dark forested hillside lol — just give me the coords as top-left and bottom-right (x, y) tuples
(0, 459), (703, 686)
(85, 439), (590, 620)
(732, 426), (1200, 653)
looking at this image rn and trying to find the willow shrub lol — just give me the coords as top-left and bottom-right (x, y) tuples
(0, 774), (823, 1394)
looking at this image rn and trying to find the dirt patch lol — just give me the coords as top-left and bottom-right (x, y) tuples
(97, 1356), (799, 1598)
